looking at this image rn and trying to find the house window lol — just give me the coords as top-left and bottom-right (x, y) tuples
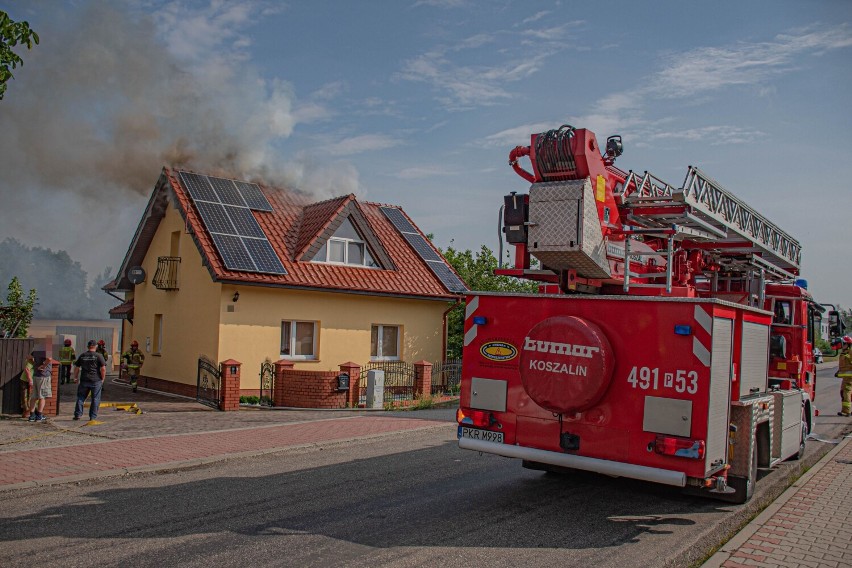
(312, 218), (378, 268)
(153, 314), (163, 355)
(371, 325), (400, 361)
(281, 321), (317, 359)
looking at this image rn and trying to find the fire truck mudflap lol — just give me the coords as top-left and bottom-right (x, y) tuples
(457, 292), (783, 499)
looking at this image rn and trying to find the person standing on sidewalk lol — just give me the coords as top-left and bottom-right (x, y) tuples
(58, 339), (75, 385)
(27, 351), (52, 423)
(834, 335), (852, 417)
(73, 340), (106, 422)
(121, 340), (144, 393)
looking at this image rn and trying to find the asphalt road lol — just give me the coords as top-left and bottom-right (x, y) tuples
(0, 365), (848, 568)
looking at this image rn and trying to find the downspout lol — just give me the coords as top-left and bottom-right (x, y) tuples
(442, 298), (463, 360)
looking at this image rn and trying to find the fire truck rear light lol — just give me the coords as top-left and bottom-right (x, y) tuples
(674, 325), (692, 336)
(654, 436), (705, 459)
(473, 316), (487, 325)
(456, 408), (491, 428)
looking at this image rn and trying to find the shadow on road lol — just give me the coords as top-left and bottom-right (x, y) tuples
(0, 440), (722, 554)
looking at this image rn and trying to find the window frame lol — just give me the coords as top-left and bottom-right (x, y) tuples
(311, 219), (378, 268)
(280, 320), (318, 360)
(370, 324), (401, 361)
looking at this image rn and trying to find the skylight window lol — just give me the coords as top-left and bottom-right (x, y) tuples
(312, 218), (378, 268)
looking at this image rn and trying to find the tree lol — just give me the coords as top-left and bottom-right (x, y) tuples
(0, 276), (37, 338)
(0, 10), (39, 100)
(0, 238), (114, 320)
(440, 244), (537, 359)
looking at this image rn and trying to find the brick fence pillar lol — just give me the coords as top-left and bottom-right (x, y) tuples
(220, 359), (241, 411)
(44, 359), (60, 416)
(414, 360), (432, 398)
(339, 362), (361, 407)
(274, 359), (294, 407)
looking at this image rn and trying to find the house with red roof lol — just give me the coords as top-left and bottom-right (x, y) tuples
(107, 167), (466, 401)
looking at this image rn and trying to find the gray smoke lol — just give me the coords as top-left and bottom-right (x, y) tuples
(0, 1), (343, 289)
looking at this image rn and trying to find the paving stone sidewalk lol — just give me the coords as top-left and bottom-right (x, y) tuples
(703, 437), (852, 568)
(0, 379), (456, 490)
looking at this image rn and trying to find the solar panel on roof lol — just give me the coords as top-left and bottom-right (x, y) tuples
(224, 205), (265, 239)
(180, 172), (218, 202)
(243, 238), (286, 274)
(178, 170), (286, 276)
(235, 181), (273, 212)
(195, 201), (236, 235)
(210, 234), (256, 272)
(380, 207), (417, 234)
(426, 261), (468, 293)
(403, 233), (442, 262)
(208, 176), (247, 207)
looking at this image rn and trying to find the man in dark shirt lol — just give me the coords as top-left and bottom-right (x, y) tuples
(73, 339), (106, 422)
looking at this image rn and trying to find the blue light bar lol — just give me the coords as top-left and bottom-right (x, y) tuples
(473, 316), (487, 325)
(674, 325), (692, 336)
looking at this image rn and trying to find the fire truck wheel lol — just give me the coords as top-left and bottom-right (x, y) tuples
(789, 422), (807, 461)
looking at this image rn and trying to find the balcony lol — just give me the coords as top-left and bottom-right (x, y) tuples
(152, 256), (181, 290)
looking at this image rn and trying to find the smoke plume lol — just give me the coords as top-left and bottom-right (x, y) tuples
(0, 0), (330, 288)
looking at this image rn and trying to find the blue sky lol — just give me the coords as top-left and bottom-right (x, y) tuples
(2, 0), (851, 305)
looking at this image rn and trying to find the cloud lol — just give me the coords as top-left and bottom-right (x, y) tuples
(397, 51), (549, 108)
(650, 24), (852, 99)
(0, 0), (310, 281)
(520, 11), (550, 25)
(521, 21), (584, 41)
(325, 134), (402, 156)
(476, 122), (556, 148)
(396, 165), (459, 179)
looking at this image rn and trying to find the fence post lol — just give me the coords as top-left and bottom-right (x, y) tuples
(220, 359), (241, 411)
(274, 359), (294, 407)
(414, 360), (432, 398)
(44, 358), (60, 416)
(339, 362), (361, 407)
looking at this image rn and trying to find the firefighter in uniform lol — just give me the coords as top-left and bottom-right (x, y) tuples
(122, 340), (145, 393)
(834, 335), (852, 417)
(59, 339), (76, 385)
(96, 340), (109, 368)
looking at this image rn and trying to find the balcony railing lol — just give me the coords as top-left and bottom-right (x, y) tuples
(152, 256), (181, 290)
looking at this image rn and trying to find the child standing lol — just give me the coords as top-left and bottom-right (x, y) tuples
(28, 351), (52, 423)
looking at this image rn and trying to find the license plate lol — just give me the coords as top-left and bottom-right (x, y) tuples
(458, 426), (504, 443)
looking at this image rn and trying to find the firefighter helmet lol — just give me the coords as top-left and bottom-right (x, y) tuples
(131, 340), (139, 348)
(98, 339), (105, 346)
(64, 339), (72, 346)
(831, 336), (852, 349)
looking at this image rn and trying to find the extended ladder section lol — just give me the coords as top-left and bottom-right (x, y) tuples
(614, 166), (800, 281)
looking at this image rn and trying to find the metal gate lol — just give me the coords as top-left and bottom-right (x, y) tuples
(431, 359), (462, 396)
(196, 356), (222, 410)
(259, 359), (275, 407)
(359, 361), (416, 404)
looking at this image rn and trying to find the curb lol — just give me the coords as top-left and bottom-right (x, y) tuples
(700, 436), (852, 568)
(0, 421), (454, 492)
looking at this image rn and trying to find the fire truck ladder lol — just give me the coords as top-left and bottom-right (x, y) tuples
(614, 167), (801, 284)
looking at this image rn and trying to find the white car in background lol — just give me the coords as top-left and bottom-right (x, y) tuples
(814, 347), (824, 364)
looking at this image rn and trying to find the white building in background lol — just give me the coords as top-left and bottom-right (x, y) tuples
(28, 319), (121, 370)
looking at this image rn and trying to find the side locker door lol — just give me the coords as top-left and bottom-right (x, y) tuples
(706, 317), (733, 476)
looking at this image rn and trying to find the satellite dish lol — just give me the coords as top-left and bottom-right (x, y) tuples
(128, 266), (146, 285)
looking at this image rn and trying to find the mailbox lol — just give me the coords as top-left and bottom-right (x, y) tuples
(337, 372), (350, 391)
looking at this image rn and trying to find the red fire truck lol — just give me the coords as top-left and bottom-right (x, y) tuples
(457, 125), (825, 502)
